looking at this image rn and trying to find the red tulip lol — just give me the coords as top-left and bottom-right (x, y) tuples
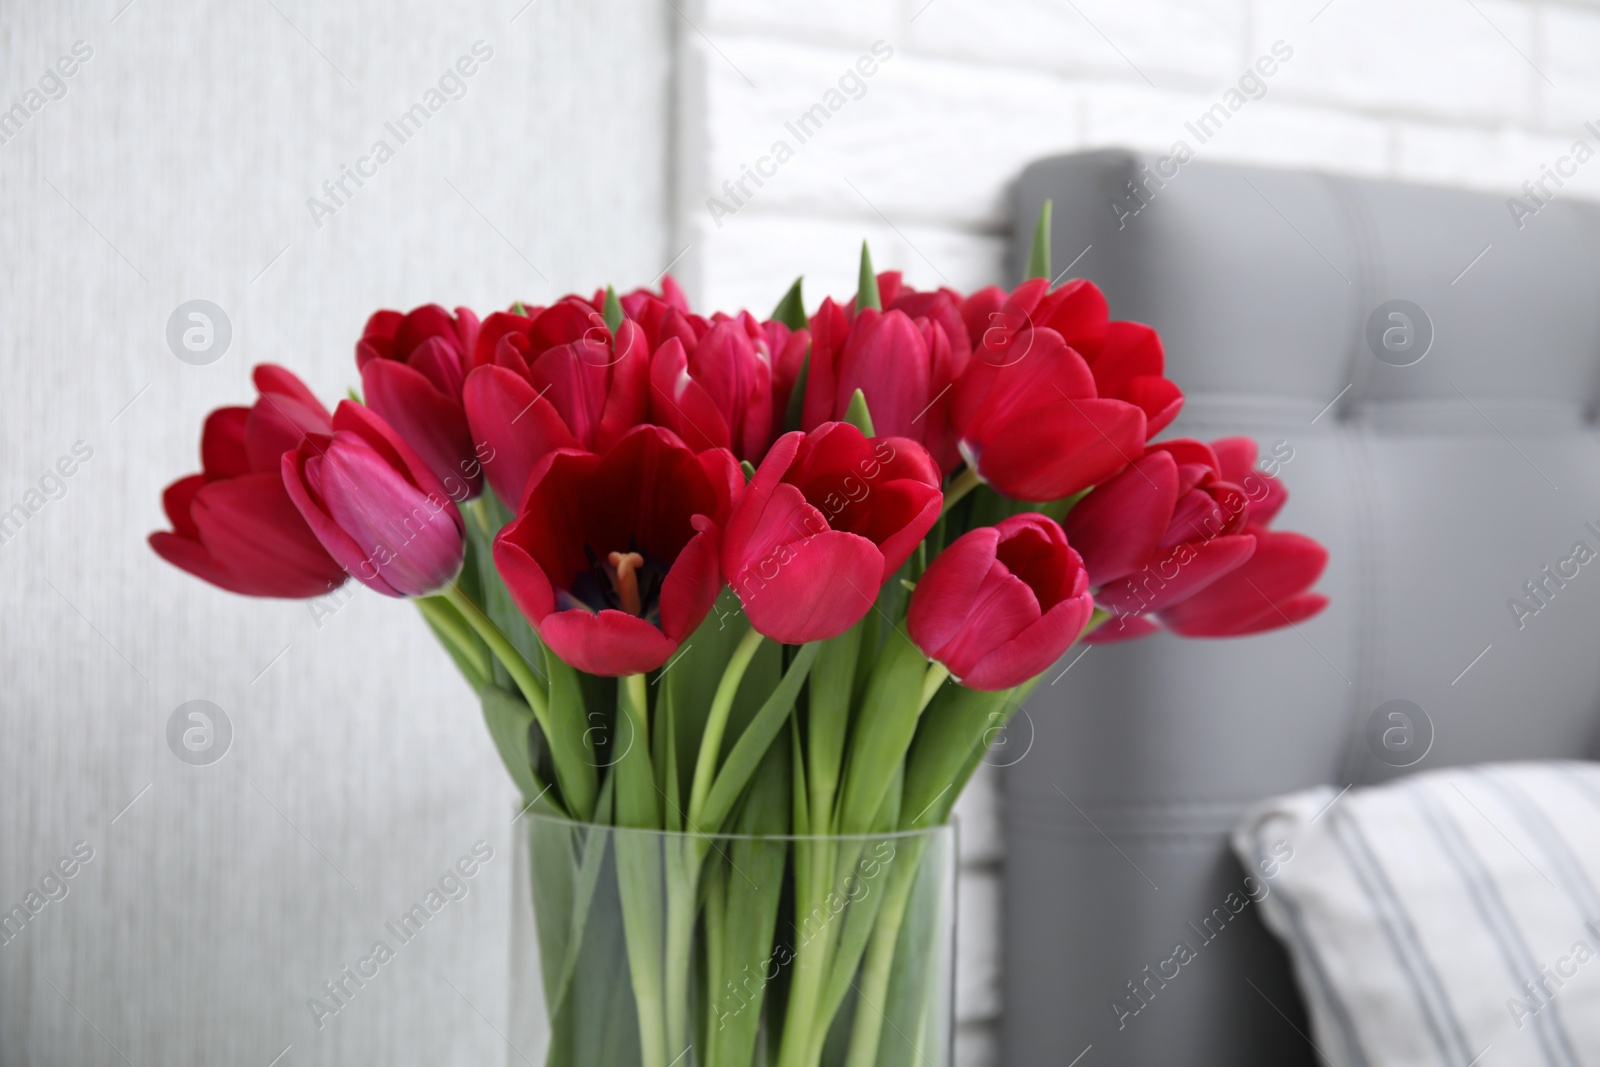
(765, 317), (810, 445)
(962, 278), (1182, 440)
(356, 305), (484, 500)
(952, 324), (1147, 501)
(494, 426), (740, 676)
(650, 312), (784, 462)
(463, 300), (650, 507)
(722, 423), (943, 643)
(598, 276), (714, 351)
(1064, 436), (1327, 642)
(802, 276), (970, 473)
(282, 401), (466, 598)
(1157, 437), (1324, 636)
(150, 365), (347, 598)
(908, 514), (1094, 690)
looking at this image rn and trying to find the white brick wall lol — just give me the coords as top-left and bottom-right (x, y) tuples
(669, 2), (1600, 1060)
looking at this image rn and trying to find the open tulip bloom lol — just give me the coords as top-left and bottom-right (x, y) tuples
(149, 212), (1329, 1067)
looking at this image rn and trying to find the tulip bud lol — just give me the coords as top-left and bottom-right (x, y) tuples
(282, 401), (466, 598)
(908, 514), (1094, 690)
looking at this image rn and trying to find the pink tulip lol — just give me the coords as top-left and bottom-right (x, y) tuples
(463, 301), (650, 507)
(356, 305), (484, 500)
(908, 514), (1094, 690)
(952, 325), (1148, 501)
(282, 402), (466, 597)
(802, 275), (971, 473)
(1063, 436), (1326, 642)
(722, 423), (943, 643)
(650, 312), (782, 462)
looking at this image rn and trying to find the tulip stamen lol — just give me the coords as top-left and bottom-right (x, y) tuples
(607, 550), (646, 616)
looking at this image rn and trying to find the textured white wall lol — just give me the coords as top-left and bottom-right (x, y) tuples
(668, 1), (1600, 1062)
(0, 1), (671, 1064)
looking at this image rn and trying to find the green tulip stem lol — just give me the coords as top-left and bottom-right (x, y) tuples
(917, 662), (951, 715)
(441, 582), (551, 735)
(940, 466), (983, 516)
(466, 496), (493, 541)
(687, 627), (766, 827)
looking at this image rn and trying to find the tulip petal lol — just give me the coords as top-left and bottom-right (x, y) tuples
(317, 440), (463, 597)
(1158, 530), (1328, 636)
(907, 527), (999, 656)
(650, 336), (732, 452)
(245, 387), (331, 472)
(833, 309), (930, 441)
(193, 472), (353, 595)
(1095, 533), (1256, 617)
(540, 608), (679, 676)
(734, 530), (883, 644)
(492, 534), (559, 626)
(161, 474), (207, 539)
(1126, 375), (1184, 438)
(658, 518), (722, 643)
(462, 365), (581, 507)
(1063, 451), (1178, 586)
(254, 364), (333, 420)
(361, 359), (479, 500)
(970, 395), (1146, 501)
(859, 477), (942, 580)
(1033, 278), (1109, 356)
(961, 589), (1095, 691)
(281, 451), (402, 597)
(597, 320), (652, 452)
(201, 408), (251, 478)
(722, 432), (803, 576)
(929, 562), (1042, 672)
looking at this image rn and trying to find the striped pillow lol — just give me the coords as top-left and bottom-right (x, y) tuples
(1232, 761), (1600, 1067)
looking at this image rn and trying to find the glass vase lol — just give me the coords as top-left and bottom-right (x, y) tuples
(508, 813), (957, 1067)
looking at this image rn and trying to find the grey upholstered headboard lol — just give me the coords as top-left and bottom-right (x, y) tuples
(1004, 150), (1600, 1065)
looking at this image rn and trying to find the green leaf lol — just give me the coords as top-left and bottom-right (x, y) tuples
(346, 386), (363, 404)
(472, 488), (544, 677)
(807, 623), (863, 830)
(511, 300), (529, 316)
(835, 634), (927, 835)
(663, 588), (750, 793)
(614, 674), (660, 829)
(542, 653), (599, 822)
(856, 241), (881, 311)
(784, 350), (811, 436)
(703, 735), (791, 1065)
(1026, 197), (1053, 281)
(771, 275), (807, 330)
(843, 388), (875, 437)
(904, 674), (1045, 827)
(480, 686), (562, 814)
(415, 596), (490, 691)
(602, 285), (624, 333)
(699, 642), (820, 833)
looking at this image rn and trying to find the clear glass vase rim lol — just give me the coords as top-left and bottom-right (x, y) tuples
(518, 808), (958, 844)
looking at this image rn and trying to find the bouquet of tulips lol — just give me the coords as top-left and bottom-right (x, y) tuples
(150, 208), (1328, 1066)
